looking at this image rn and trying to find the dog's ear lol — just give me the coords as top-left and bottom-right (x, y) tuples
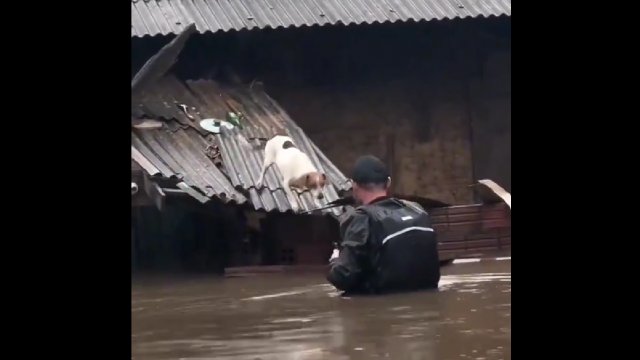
(305, 173), (312, 186)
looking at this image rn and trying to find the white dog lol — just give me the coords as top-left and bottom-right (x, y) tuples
(256, 135), (327, 212)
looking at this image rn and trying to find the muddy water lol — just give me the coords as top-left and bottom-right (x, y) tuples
(132, 260), (511, 360)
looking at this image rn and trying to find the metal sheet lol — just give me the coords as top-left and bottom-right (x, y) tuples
(131, 76), (351, 215)
(131, 0), (512, 37)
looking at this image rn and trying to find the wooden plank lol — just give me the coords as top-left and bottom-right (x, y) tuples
(446, 221), (483, 233)
(438, 241), (467, 251)
(445, 205), (483, 215)
(439, 250), (469, 260)
(480, 208), (509, 220)
(431, 214), (448, 224)
(438, 232), (467, 242)
(497, 228), (511, 237)
(466, 239), (500, 249)
(433, 224), (448, 232)
(476, 179), (511, 209)
(447, 213), (481, 223)
(482, 218), (510, 230)
(430, 208), (449, 216)
(465, 232), (500, 241)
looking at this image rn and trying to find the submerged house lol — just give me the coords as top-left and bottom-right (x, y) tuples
(131, 0), (512, 272)
(131, 75), (354, 271)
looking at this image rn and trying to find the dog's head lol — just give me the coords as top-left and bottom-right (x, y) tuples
(306, 172), (327, 200)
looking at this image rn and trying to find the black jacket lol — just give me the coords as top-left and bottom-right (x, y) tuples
(327, 197), (440, 294)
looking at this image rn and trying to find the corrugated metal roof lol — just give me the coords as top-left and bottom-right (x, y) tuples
(131, 76), (351, 215)
(131, 0), (512, 37)
(132, 126), (248, 204)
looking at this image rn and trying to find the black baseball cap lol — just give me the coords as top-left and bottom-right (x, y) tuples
(351, 155), (390, 185)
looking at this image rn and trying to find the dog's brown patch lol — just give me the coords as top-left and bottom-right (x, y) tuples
(288, 172), (327, 191)
(305, 172), (327, 190)
(288, 175), (307, 191)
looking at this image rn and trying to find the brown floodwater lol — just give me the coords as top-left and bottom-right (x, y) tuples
(132, 259), (511, 360)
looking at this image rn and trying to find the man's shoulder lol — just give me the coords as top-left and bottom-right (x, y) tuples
(359, 197), (426, 213)
(339, 207), (370, 238)
(397, 199), (427, 213)
(339, 207), (369, 224)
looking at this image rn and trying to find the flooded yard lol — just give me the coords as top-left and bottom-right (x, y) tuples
(132, 259), (511, 360)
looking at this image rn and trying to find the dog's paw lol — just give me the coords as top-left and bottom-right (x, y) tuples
(290, 203), (300, 213)
(255, 181), (263, 189)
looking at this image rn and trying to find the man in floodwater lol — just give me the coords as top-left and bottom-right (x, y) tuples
(327, 155), (440, 294)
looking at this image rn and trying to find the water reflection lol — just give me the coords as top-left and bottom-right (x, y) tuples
(132, 260), (510, 360)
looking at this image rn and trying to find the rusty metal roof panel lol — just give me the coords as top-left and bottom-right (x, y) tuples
(131, 76), (351, 215)
(131, 0), (511, 37)
(132, 126), (248, 204)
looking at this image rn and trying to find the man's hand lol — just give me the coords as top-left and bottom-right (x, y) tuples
(329, 248), (340, 263)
